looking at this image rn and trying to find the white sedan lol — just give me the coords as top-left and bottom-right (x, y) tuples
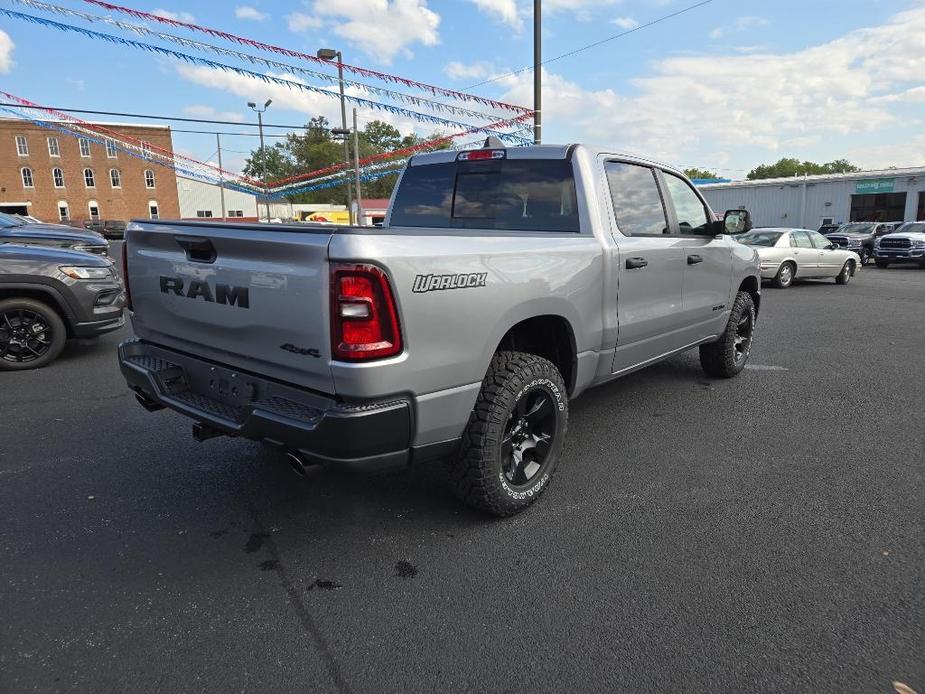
(737, 227), (861, 289)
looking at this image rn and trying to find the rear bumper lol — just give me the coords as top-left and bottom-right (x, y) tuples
(118, 339), (417, 467)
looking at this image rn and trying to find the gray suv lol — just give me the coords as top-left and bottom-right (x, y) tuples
(0, 243), (125, 370)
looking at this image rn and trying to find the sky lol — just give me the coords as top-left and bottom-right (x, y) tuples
(1, 0), (924, 179)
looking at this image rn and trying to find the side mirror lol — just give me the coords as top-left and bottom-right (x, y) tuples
(825, 243), (837, 250)
(723, 209), (753, 234)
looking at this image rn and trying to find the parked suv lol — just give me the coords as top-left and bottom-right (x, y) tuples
(0, 243), (125, 370)
(119, 143), (761, 516)
(824, 222), (898, 266)
(874, 221), (925, 268)
(0, 212), (110, 257)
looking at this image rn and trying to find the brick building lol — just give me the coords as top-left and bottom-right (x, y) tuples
(0, 118), (180, 223)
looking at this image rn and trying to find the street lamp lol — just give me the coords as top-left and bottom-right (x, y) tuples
(331, 113), (364, 227)
(317, 47), (353, 222)
(247, 99), (273, 222)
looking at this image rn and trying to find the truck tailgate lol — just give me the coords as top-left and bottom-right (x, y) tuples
(126, 221), (335, 394)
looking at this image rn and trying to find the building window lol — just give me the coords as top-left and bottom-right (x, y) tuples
(84, 168), (96, 188)
(141, 141), (152, 159)
(88, 201), (100, 220)
(196, 210), (214, 218)
(78, 138), (91, 157)
(48, 137), (60, 157)
(144, 169), (156, 188)
(149, 201), (159, 220)
(110, 168), (122, 188)
(21, 167), (34, 188)
(58, 202), (70, 221)
(227, 209), (244, 218)
(15, 135), (28, 156)
(53, 167), (65, 188)
(105, 139), (118, 158)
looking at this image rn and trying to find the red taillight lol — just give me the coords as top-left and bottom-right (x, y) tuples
(121, 240), (132, 311)
(330, 263), (402, 361)
(457, 149), (505, 161)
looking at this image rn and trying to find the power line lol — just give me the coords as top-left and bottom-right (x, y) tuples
(465, 0), (713, 90)
(0, 102), (307, 130)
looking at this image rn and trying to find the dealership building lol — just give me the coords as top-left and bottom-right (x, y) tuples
(0, 118), (180, 224)
(698, 167), (925, 229)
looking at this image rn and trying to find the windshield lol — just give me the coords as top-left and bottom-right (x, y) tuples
(0, 212), (25, 228)
(836, 223), (874, 234)
(737, 230), (783, 246)
(890, 222), (925, 235)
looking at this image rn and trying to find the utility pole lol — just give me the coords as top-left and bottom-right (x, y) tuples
(318, 48), (353, 222)
(247, 99), (273, 221)
(215, 133), (226, 221)
(534, 0), (542, 144)
(352, 108), (364, 227)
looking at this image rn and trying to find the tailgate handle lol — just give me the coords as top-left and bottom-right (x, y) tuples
(175, 236), (216, 264)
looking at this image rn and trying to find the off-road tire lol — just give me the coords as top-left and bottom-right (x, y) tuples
(0, 298), (67, 371)
(449, 351), (568, 517)
(835, 260), (853, 285)
(875, 260), (889, 269)
(699, 291), (755, 379)
(772, 261), (795, 289)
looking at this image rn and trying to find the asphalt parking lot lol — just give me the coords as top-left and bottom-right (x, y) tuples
(1, 260), (923, 693)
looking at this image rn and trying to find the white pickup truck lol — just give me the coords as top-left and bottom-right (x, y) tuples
(119, 143), (760, 516)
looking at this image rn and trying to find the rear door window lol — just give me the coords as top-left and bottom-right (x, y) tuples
(390, 158), (579, 232)
(603, 161), (669, 236)
(791, 231), (814, 248)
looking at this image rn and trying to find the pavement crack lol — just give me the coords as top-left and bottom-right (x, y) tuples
(247, 506), (350, 694)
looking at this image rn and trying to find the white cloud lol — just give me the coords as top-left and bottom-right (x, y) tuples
(611, 16), (638, 30)
(443, 61), (495, 81)
(0, 30), (15, 74)
(710, 16), (768, 40)
(152, 8), (197, 23)
(467, 0), (522, 30)
(175, 65), (427, 140)
(311, 0), (440, 63)
(182, 105), (245, 122)
(545, 0), (618, 11)
(235, 6), (268, 21)
(497, 5), (925, 169)
(286, 12), (322, 32)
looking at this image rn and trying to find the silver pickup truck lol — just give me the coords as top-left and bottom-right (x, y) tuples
(119, 143), (760, 516)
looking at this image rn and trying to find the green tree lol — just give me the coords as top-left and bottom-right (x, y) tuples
(242, 143), (293, 181)
(746, 157), (860, 180)
(683, 167), (719, 180)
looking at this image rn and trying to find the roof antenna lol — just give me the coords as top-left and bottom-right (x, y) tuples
(483, 136), (505, 149)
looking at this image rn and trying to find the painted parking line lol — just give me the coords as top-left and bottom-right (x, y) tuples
(745, 364), (789, 371)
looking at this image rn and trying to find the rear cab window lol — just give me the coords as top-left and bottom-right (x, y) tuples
(390, 156), (579, 232)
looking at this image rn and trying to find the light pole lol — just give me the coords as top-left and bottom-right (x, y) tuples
(247, 98), (273, 221)
(331, 113), (364, 227)
(317, 48), (353, 221)
(534, 0), (541, 144)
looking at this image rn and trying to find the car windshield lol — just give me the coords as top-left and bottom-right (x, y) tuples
(737, 230), (783, 246)
(837, 223), (874, 234)
(0, 212), (26, 228)
(889, 222), (925, 234)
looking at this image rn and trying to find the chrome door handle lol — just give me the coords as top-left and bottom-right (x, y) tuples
(626, 257), (648, 269)
(687, 254), (703, 265)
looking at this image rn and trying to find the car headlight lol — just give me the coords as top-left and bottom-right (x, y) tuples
(847, 238), (862, 247)
(874, 239), (881, 248)
(59, 266), (112, 280)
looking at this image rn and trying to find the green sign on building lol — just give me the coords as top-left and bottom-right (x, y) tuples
(855, 178), (895, 195)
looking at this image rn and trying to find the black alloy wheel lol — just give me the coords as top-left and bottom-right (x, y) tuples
(501, 388), (558, 487)
(860, 248), (871, 265)
(733, 309), (754, 365)
(0, 308), (54, 364)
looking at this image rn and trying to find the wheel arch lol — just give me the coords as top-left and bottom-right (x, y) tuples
(494, 314), (578, 395)
(0, 285), (75, 337)
(737, 275), (761, 316)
